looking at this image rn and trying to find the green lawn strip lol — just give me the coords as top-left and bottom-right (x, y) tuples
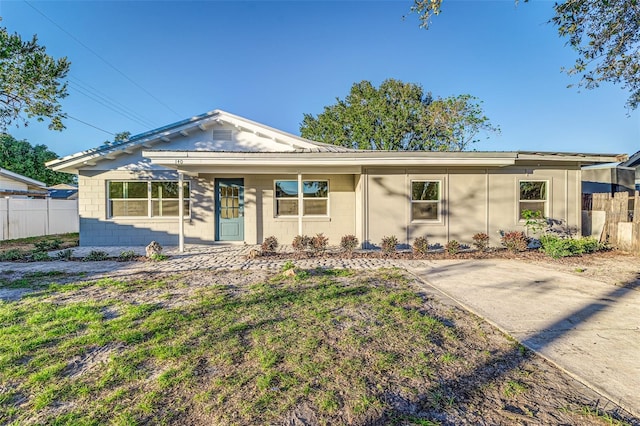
(0, 269), (463, 425)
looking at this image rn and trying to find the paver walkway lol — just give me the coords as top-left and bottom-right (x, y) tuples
(1, 245), (637, 419)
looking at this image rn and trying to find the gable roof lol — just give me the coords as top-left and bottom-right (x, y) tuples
(621, 150), (640, 168)
(47, 109), (356, 173)
(0, 168), (47, 188)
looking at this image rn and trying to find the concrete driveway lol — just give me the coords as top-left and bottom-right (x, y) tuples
(408, 259), (640, 418)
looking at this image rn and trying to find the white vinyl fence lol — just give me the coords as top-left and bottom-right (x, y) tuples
(0, 198), (79, 240)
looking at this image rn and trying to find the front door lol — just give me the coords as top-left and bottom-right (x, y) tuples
(215, 179), (244, 241)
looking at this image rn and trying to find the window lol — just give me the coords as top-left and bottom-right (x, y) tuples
(411, 181), (440, 221)
(108, 181), (190, 218)
(519, 181), (547, 219)
(274, 180), (328, 216)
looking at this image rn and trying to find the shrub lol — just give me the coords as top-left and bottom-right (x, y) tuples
(83, 250), (109, 261)
(261, 236), (279, 254)
(0, 249), (26, 261)
(340, 235), (359, 253)
(380, 235), (398, 255)
(539, 235), (601, 258)
(412, 236), (429, 256)
(311, 233), (329, 255)
(150, 253), (169, 261)
(56, 249), (74, 260)
(501, 231), (528, 253)
(292, 235), (312, 254)
(118, 250), (136, 261)
(34, 238), (62, 252)
(31, 251), (51, 262)
(472, 232), (490, 251)
(445, 240), (460, 255)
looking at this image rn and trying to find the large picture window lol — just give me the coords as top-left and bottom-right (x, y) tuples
(411, 181), (440, 221)
(108, 181), (190, 218)
(275, 180), (328, 216)
(519, 181), (547, 219)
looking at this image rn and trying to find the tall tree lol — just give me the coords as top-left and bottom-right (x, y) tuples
(300, 79), (498, 151)
(409, 0), (640, 109)
(0, 23), (70, 130)
(0, 133), (74, 185)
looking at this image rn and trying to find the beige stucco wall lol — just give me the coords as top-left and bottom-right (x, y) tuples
(365, 166), (582, 248)
(0, 176), (28, 191)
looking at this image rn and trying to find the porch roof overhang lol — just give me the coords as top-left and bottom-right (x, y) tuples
(142, 150), (626, 175)
(142, 150), (520, 174)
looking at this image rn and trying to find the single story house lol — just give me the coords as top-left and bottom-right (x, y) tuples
(582, 163), (636, 195)
(0, 168), (48, 198)
(47, 110), (625, 250)
(620, 150), (640, 191)
(48, 183), (79, 200)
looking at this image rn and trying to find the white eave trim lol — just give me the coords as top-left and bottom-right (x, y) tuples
(142, 151), (518, 167)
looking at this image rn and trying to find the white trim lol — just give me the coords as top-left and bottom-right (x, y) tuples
(410, 180), (443, 223)
(517, 179), (549, 222)
(106, 180), (191, 219)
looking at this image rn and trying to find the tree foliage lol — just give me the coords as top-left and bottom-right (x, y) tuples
(300, 79), (498, 151)
(410, 0), (640, 109)
(0, 133), (74, 185)
(0, 23), (70, 131)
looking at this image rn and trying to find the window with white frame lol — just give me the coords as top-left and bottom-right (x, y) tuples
(274, 180), (328, 216)
(411, 181), (440, 221)
(108, 181), (190, 218)
(519, 181), (547, 219)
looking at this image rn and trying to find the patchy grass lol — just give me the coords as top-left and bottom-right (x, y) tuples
(0, 268), (634, 426)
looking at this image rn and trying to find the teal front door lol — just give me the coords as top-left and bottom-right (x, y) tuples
(215, 179), (244, 241)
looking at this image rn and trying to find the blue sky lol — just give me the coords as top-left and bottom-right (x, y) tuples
(1, 0), (638, 158)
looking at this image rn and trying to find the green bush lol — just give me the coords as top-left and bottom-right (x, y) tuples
(150, 253), (169, 262)
(83, 250), (109, 262)
(539, 235), (601, 258)
(34, 238), (62, 252)
(118, 250), (137, 261)
(380, 235), (398, 255)
(445, 240), (460, 255)
(31, 251), (51, 262)
(340, 235), (359, 253)
(501, 231), (528, 253)
(412, 236), (429, 256)
(0, 249), (27, 261)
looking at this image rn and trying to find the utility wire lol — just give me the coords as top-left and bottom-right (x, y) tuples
(24, 0), (183, 119)
(69, 80), (158, 129)
(67, 115), (114, 136)
(68, 76), (160, 129)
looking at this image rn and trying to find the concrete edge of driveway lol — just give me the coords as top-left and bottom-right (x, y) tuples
(404, 264), (639, 421)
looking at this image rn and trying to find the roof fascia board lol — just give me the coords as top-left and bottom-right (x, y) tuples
(0, 168), (47, 187)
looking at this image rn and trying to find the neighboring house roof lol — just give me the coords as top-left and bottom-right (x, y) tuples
(620, 150), (640, 168)
(0, 168), (47, 188)
(0, 168), (49, 197)
(48, 189), (78, 199)
(46, 109), (628, 174)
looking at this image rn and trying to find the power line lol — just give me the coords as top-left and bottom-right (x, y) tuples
(68, 76), (160, 128)
(67, 115), (114, 136)
(68, 80), (158, 129)
(23, 0), (183, 119)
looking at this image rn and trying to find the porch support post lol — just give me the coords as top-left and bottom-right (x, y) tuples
(297, 172), (303, 236)
(178, 172), (185, 252)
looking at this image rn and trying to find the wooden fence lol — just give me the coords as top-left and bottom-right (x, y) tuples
(582, 191), (639, 253)
(0, 198), (78, 240)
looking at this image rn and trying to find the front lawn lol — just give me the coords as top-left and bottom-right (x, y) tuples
(0, 268), (633, 425)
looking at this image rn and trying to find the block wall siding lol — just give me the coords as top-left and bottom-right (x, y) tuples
(365, 166), (581, 248)
(78, 170), (214, 246)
